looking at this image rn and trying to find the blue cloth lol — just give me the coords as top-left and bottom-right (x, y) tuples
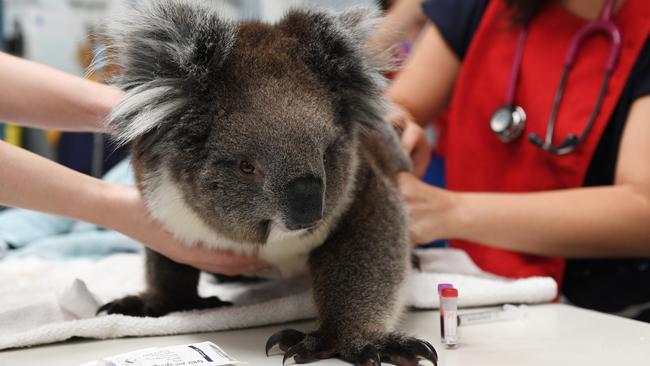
(421, 155), (447, 249)
(57, 133), (127, 176)
(422, 155), (445, 188)
(0, 159), (141, 259)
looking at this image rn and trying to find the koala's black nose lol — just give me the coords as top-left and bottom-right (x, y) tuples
(286, 176), (323, 230)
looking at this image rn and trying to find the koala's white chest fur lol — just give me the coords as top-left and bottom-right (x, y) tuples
(141, 168), (331, 277)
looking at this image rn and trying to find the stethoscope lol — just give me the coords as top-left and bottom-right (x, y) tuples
(490, 0), (622, 155)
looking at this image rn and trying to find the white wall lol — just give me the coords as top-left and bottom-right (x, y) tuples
(257, 0), (377, 21)
(1, 0), (380, 73)
(259, 0), (302, 22)
(304, 0), (376, 10)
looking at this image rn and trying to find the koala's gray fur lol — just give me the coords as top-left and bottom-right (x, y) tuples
(98, 1), (437, 365)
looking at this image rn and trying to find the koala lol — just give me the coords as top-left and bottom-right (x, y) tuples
(97, 1), (437, 365)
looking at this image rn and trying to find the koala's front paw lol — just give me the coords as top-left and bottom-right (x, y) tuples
(265, 329), (334, 364)
(97, 294), (230, 317)
(265, 329), (437, 366)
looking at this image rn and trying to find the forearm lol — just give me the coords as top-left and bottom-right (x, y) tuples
(0, 140), (123, 229)
(0, 141), (272, 274)
(386, 25), (459, 125)
(0, 52), (122, 132)
(445, 185), (650, 258)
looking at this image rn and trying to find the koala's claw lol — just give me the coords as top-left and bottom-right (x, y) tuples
(417, 340), (438, 363)
(97, 295), (231, 317)
(381, 337), (438, 366)
(266, 329), (333, 364)
(193, 296), (233, 310)
(267, 330), (436, 366)
(282, 343), (309, 365)
(356, 344), (381, 366)
(266, 329), (306, 356)
(97, 295), (156, 317)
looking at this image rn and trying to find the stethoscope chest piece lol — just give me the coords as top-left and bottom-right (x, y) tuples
(490, 105), (526, 143)
(487, 0), (620, 154)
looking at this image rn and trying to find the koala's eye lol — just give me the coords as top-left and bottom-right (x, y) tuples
(239, 160), (256, 175)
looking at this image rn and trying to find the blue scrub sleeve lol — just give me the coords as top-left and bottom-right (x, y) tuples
(631, 38), (650, 100)
(421, 0), (489, 60)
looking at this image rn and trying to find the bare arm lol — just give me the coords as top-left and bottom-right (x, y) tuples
(0, 52), (269, 273)
(384, 23), (460, 175)
(387, 24), (460, 125)
(0, 52), (122, 132)
(0, 140), (269, 274)
(400, 96), (650, 258)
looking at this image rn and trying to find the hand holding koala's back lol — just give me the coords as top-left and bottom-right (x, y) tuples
(108, 184), (269, 275)
(388, 105), (431, 177)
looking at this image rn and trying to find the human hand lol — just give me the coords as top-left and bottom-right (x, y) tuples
(397, 173), (458, 244)
(109, 184), (270, 275)
(389, 106), (431, 177)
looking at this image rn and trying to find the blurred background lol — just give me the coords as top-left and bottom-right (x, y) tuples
(0, 0), (375, 177)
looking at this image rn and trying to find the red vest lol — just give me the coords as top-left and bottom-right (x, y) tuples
(446, 0), (650, 284)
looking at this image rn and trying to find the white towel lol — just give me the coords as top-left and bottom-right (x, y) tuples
(0, 249), (557, 350)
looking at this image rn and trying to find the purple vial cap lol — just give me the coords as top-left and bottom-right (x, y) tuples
(438, 283), (453, 294)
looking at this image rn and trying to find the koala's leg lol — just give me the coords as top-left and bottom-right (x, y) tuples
(266, 173), (437, 365)
(98, 248), (230, 317)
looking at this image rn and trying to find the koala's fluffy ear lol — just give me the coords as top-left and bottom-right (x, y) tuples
(99, 0), (236, 145)
(278, 7), (391, 128)
(279, 8), (411, 172)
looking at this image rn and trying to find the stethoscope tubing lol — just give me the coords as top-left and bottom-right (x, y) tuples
(499, 0), (622, 155)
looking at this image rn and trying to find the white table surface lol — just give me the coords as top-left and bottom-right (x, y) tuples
(1, 304), (649, 366)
